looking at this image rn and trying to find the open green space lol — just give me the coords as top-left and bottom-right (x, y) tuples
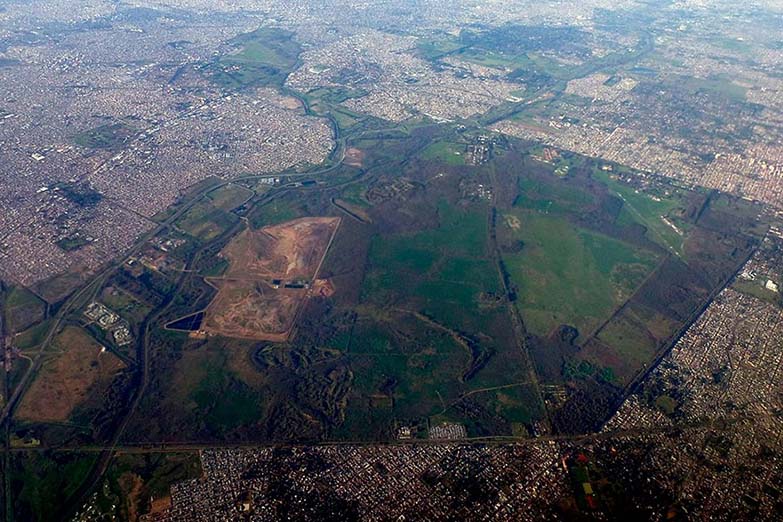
(4, 286), (46, 333)
(124, 337), (268, 441)
(247, 197), (304, 229)
(415, 34), (465, 61)
(675, 73), (748, 102)
(502, 209), (659, 339)
(594, 169), (689, 256)
(13, 319), (53, 351)
(55, 235), (91, 252)
(363, 200), (498, 327)
(306, 86), (368, 105)
(174, 201), (238, 242)
(358, 198), (542, 434)
(204, 28), (301, 90)
(732, 278), (782, 307)
(206, 183), (253, 211)
(100, 285), (152, 325)
(420, 140), (467, 165)
(74, 123), (134, 150)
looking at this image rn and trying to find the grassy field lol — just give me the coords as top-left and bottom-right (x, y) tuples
(515, 174), (595, 215)
(205, 28), (301, 89)
(16, 326), (126, 423)
(420, 141), (467, 165)
(206, 183), (253, 211)
(135, 338), (267, 440)
(594, 313), (659, 381)
(416, 35), (464, 61)
(247, 198), (304, 229)
(174, 201), (238, 242)
(13, 319), (53, 350)
(363, 200), (498, 329)
(100, 285), (151, 326)
(502, 209), (659, 339)
(338, 316), (467, 437)
(4, 286), (46, 333)
(732, 279), (782, 306)
(455, 47), (532, 71)
(593, 169), (688, 256)
(357, 199), (542, 435)
(74, 122), (134, 149)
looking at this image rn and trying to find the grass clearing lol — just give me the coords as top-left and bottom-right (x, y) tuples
(17, 326), (126, 423)
(248, 198), (303, 229)
(205, 28), (301, 89)
(4, 286), (46, 333)
(174, 201), (238, 242)
(594, 169), (688, 256)
(357, 198), (542, 433)
(502, 210), (659, 339)
(420, 141), (466, 165)
(363, 200), (497, 329)
(206, 183), (253, 211)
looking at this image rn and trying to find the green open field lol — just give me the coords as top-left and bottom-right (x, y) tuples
(420, 141), (467, 165)
(174, 201), (238, 242)
(358, 199), (542, 435)
(415, 34), (465, 61)
(456, 47), (533, 71)
(100, 285), (152, 325)
(247, 198), (304, 229)
(4, 286), (46, 333)
(733, 278), (782, 306)
(502, 209), (659, 339)
(363, 200), (499, 329)
(74, 123), (134, 150)
(204, 28), (301, 90)
(206, 183), (253, 211)
(125, 336), (268, 441)
(594, 169), (688, 256)
(13, 319), (53, 350)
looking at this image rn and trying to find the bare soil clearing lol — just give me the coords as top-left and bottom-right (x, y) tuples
(203, 217), (340, 341)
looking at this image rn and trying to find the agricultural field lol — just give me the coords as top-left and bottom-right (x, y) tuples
(16, 326), (126, 423)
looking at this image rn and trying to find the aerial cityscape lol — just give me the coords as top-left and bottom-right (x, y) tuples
(1, 0), (782, 520)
